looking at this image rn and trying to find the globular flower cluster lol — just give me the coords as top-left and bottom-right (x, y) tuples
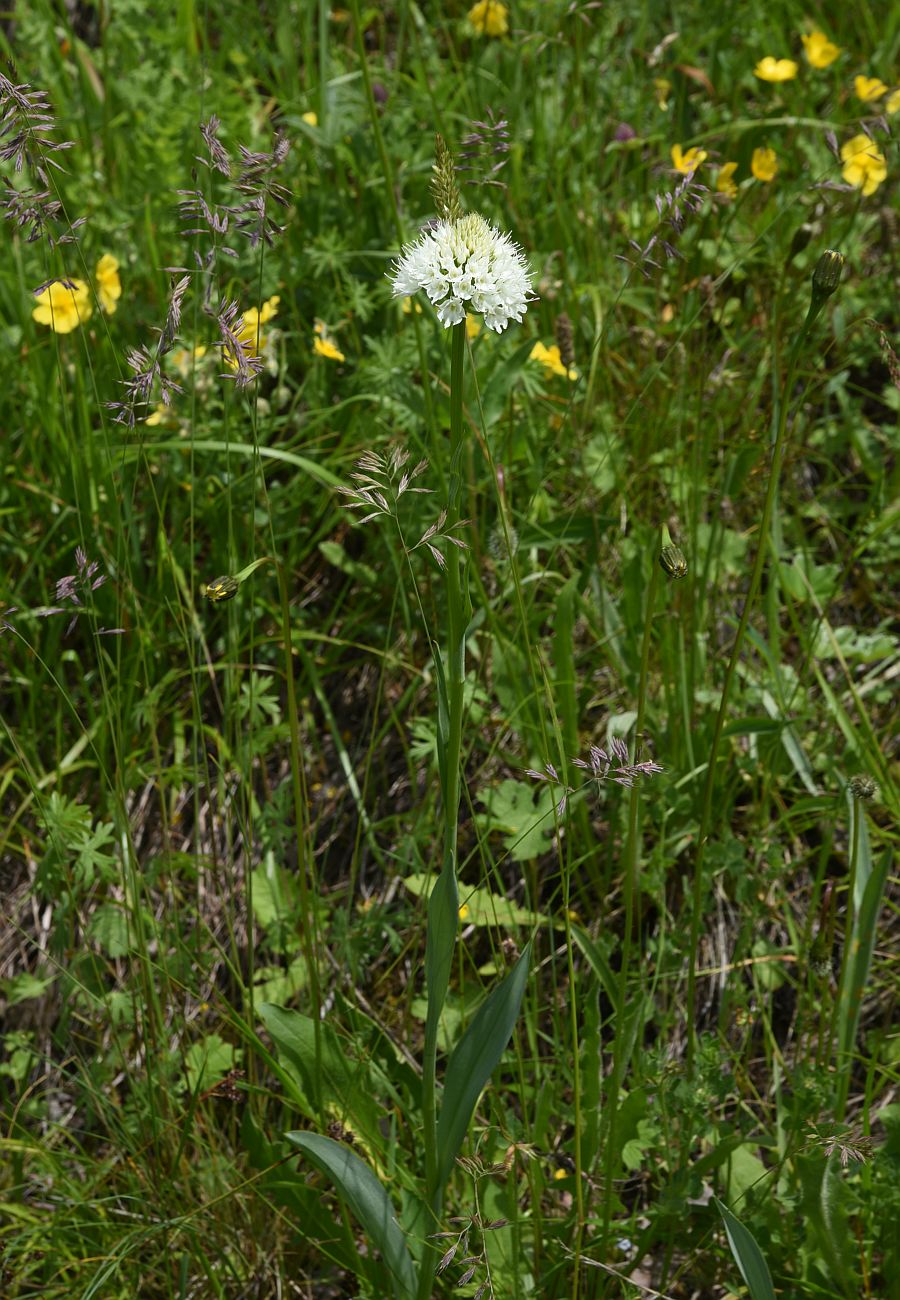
(390, 212), (534, 333)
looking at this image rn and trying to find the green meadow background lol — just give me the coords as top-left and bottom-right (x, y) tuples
(1, 2), (898, 1297)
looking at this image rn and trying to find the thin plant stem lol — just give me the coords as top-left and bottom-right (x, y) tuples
(418, 319), (467, 1300)
(601, 551), (659, 1248)
(832, 795), (861, 1122)
(686, 297), (823, 1071)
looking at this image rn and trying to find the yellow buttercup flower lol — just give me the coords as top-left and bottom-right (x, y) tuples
(302, 111), (318, 126)
(468, 0), (508, 36)
(754, 57), (798, 83)
(144, 404), (175, 427)
(170, 345), (208, 378)
(715, 161), (739, 197)
(671, 143), (707, 174)
(801, 32), (839, 69)
(840, 134), (887, 196)
(887, 88), (900, 115)
(314, 334), (345, 363)
(751, 147), (778, 182)
(95, 254), (121, 314)
(32, 279), (92, 334)
(465, 313), (481, 340)
(226, 296), (280, 368)
(854, 75), (888, 103)
(458, 903), (470, 920)
(530, 341), (577, 381)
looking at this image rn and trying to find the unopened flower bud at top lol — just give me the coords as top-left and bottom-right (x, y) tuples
(201, 574), (239, 602)
(811, 249), (844, 302)
(659, 523), (688, 579)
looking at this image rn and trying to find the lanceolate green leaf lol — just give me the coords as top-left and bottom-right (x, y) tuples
(436, 943), (531, 1191)
(259, 1004), (384, 1156)
(714, 1197), (776, 1300)
(286, 1132), (417, 1300)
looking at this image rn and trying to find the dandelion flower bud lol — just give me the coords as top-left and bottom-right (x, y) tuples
(201, 575), (239, 602)
(811, 249), (844, 301)
(659, 524), (688, 578)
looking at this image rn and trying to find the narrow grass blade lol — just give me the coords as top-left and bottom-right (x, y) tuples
(714, 1197), (776, 1300)
(836, 846), (891, 1118)
(436, 943), (531, 1190)
(286, 1132), (418, 1300)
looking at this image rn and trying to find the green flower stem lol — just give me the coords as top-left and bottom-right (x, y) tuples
(418, 321), (467, 1300)
(686, 297), (824, 1072)
(831, 795), (861, 1122)
(601, 551), (659, 1248)
(275, 560), (321, 1112)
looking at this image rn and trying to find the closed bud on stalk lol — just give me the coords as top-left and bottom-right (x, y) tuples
(201, 574), (239, 602)
(659, 523), (688, 579)
(848, 774), (878, 802)
(811, 249), (844, 305)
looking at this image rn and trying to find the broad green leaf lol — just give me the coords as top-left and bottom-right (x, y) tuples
(724, 1144), (771, 1203)
(570, 925), (620, 1014)
(88, 902), (131, 957)
(715, 1197), (776, 1300)
(475, 778), (554, 862)
(285, 1132), (418, 1300)
(403, 873), (545, 928)
(250, 857), (299, 933)
(184, 1034), (238, 1093)
(796, 1152), (856, 1290)
(259, 1004), (384, 1158)
(436, 943), (531, 1190)
(0, 971), (56, 1006)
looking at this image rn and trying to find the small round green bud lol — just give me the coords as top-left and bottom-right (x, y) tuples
(811, 249), (844, 301)
(201, 575), (239, 602)
(848, 774), (878, 802)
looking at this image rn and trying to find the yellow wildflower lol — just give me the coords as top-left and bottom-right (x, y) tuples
(886, 88), (900, 114)
(32, 278), (92, 334)
(671, 143), (707, 174)
(468, 1), (508, 36)
(754, 57), (798, 83)
(401, 296), (422, 315)
(170, 345), (208, 378)
(801, 32), (839, 68)
(302, 111), (318, 126)
(715, 161), (739, 198)
(465, 313), (481, 340)
(840, 134), (887, 196)
(226, 296), (280, 368)
(314, 334), (345, 363)
(751, 147), (778, 182)
(458, 903), (470, 920)
(530, 341), (577, 381)
(144, 404), (176, 426)
(854, 75), (888, 103)
(95, 254), (121, 314)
